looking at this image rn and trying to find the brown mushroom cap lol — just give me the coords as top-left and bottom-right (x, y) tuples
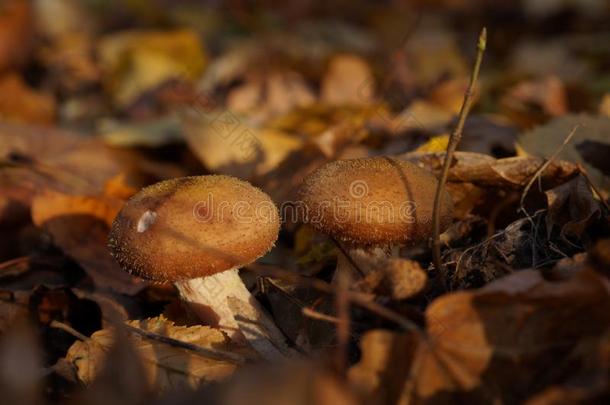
(298, 157), (453, 245)
(108, 175), (280, 282)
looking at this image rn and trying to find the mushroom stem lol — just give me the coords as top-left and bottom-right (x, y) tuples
(175, 268), (291, 361)
(334, 244), (391, 288)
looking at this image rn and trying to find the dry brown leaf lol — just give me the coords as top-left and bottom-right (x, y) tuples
(400, 152), (579, 189)
(98, 29), (206, 107)
(198, 361), (357, 405)
(0, 291), (29, 334)
(545, 175), (602, 241)
(38, 32), (100, 93)
(181, 110), (304, 180)
(321, 54), (373, 106)
(227, 69), (315, 120)
(32, 189), (123, 227)
(600, 93), (610, 117)
(0, 73), (56, 125)
(0, 0), (33, 72)
(31, 189), (146, 295)
(66, 316), (243, 391)
(501, 76), (567, 127)
(0, 320), (42, 405)
(518, 114), (610, 192)
(588, 238), (610, 279)
(352, 253), (428, 300)
(428, 77), (475, 115)
(348, 330), (416, 404)
(369, 269), (610, 404)
(0, 122), (123, 203)
(404, 28), (467, 87)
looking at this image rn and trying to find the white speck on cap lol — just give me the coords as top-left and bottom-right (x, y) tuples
(137, 210), (157, 233)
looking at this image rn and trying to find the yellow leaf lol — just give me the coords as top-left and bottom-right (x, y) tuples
(98, 29), (206, 106)
(416, 134), (450, 152)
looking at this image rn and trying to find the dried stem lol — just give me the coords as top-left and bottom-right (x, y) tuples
(50, 319), (246, 363)
(246, 263), (420, 333)
(519, 124), (580, 212)
(432, 27), (487, 288)
(302, 307), (341, 324)
(332, 238), (366, 277)
(120, 323), (247, 363)
(50, 320), (89, 342)
(334, 270), (350, 376)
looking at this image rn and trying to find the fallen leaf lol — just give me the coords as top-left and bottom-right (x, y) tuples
(181, 110), (304, 179)
(66, 316), (243, 391)
(0, 122), (123, 203)
(194, 361), (356, 405)
(31, 189), (146, 295)
(0, 73), (56, 125)
(518, 113), (610, 192)
(0, 0), (33, 72)
(588, 238), (610, 279)
(415, 134), (450, 153)
(400, 152), (579, 189)
(428, 77), (475, 115)
(69, 325), (150, 405)
(99, 116), (183, 148)
(510, 39), (589, 81)
(321, 54), (374, 106)
(574, 139), (610, 177)
(98, 29), (206, 107)
(394, 100), (453, 132)
(600, 93), (610, 117)
(501, 75), (567, 127)
(226, 69), (315, 121)
(546, 175), (602, 241)
(0, 320), (42, 405)
(351, 269), (610, 404)
(37, 32), (100, 93)
(404, 28), (468, 87)
(0, 291), (29, 334)
(348, 329), (416, 404)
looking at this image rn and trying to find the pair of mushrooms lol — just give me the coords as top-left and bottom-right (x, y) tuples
(108, 157), (453, 359)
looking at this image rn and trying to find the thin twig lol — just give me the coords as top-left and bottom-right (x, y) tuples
(519, 124), (580, 212)
(302, 307), (341, 324)
(119, 322), (247, 363)
(50, 320), (89, 342)
(332, 238), (366, 277)
(334, 270), (350, 376)
(432, 27), (487, 288)
(52, 319), (246, 363)
(246, 263), (420, 333)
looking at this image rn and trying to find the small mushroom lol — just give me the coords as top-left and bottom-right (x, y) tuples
(298, 156), (454, 294)
(108, 175), (290, 360)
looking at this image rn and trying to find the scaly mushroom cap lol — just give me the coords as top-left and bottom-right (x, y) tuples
(298, 157), (453, 245)
(109, 175), (280, 282)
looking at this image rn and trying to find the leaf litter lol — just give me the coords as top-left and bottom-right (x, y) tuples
(0, 1), (609, 404)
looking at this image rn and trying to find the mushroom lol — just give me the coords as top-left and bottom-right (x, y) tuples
(298, 156), (454, 291)
(108, 175), (291, 360)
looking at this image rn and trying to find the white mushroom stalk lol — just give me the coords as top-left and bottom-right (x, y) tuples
(175, 269), (290, 360)
(109, 175), (292, 361)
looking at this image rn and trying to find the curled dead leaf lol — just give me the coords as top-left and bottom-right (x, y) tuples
(545, 175), (602, 242)
(350, 269), (610, 404)
(66, 316), (244, 391)
(31, 189), (146, 295)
